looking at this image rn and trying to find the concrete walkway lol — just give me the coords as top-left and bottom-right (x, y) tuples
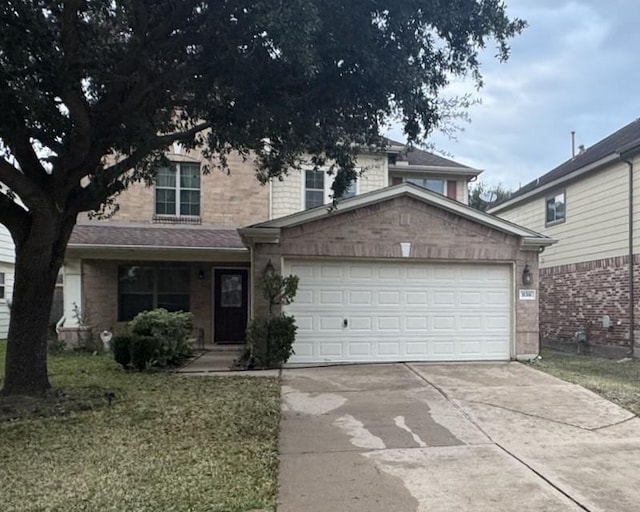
(176, 347), (280, 377)
(279, 362), (640, 511)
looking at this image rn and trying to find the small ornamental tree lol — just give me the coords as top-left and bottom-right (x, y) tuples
(247, 272), (299, 368)
(0, 1), (525, 394)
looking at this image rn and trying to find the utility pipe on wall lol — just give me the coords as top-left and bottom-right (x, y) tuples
(622, 158), (635, 357)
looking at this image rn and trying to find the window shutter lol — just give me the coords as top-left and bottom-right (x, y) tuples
(446, 180), (457, 199)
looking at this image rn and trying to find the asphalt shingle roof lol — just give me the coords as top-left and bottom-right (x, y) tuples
(69, 224), (245, 249)
(384, 138), (472, 169)
(500, 118), (640, 205)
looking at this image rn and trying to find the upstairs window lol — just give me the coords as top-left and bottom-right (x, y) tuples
(305, 170), (325, 209)
(304, 169), (359, 209)
(406, 178), (445, 195)
(155, 162), (201, 218)
(546, 191), (566, 226)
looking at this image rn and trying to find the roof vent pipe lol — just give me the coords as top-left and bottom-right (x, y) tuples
(571, 131), (576, 158)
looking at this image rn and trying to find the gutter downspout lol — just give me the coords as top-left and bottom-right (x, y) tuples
(622, 158), (635, 357)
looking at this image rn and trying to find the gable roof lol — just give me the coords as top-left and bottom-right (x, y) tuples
(240, 182), (555, 248)
(491, 118), (640, 213)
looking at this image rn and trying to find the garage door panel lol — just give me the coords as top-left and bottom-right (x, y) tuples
(406, 317), (428, 330)
(284, 260), (512, 363)
(434, 292), (455, 305)
(349, 265), (373, 279)
(320, 290), (343, 305)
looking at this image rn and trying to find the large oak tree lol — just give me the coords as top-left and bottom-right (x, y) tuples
(0, 0), (524, 395)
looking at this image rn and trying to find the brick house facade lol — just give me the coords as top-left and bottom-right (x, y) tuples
(59, 142), (552, 362)
(490, 118), (640, 355)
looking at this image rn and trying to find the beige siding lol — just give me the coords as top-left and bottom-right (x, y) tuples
(632, 154), (640, 254)
(498, 161), (631, 268)
(271, 153), (388, 219)
(457, 180), (469, 204)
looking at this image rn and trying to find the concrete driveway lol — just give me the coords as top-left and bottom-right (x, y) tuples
(278, 363), (640, 512)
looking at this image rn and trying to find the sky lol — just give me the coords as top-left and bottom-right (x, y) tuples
(385, 0), (640, 190)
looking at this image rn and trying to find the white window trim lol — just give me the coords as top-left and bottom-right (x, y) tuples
(545, 190), (566, 227)
(301, 167), (360, 209)
(155, 162), (201, 218)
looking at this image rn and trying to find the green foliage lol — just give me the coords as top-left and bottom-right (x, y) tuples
(113, 310), (194, 370)
(248, 273), (300, 367)
(130, 335), (159, 371)
(248, 315), (298, 368)
(261, 273), (300, 315)
(112, 335), (133, 368)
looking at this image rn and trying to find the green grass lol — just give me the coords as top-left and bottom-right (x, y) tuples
(0, 342), (281, 512)
(536, 348), (640, 416)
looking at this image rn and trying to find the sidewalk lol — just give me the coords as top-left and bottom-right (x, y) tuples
(177, 346), (280, 377)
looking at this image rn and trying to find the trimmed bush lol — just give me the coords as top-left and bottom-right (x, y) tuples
(130, 335), (159, 370)
(113, 335), (133, 367)
(247, 314), (297, 368)
(113, 309), (194, 370)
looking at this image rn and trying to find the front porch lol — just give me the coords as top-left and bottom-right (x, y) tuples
(61, 223), (253, 348)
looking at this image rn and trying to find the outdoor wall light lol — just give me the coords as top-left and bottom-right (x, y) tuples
(522, 264), (533, 286)
(264, 259), (275, 276)
(198, 267), (205, 280)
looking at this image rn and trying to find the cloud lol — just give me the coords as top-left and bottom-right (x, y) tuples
(386, 0), (640, 190)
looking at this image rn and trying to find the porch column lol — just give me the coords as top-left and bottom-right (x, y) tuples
(62, 259), (83, 328)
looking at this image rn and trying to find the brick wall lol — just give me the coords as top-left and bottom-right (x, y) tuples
(540, 255), (636, 347)
(82, 259), (214, 342)
(252, 195), (541, 357)
(82, 151), (269, 227)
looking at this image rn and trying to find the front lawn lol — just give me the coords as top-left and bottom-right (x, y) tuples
(536, 348), (640, 415)
(0, 343), (281, 512)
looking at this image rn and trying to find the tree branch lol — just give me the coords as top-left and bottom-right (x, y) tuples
(87, 121), (211, 186)
(0, 158), (45, 208)
(57, 0), (93, 170)
(0, 189), (30, 246)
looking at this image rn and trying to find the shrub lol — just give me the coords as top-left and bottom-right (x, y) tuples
(113, 309), (194, 370)
(130, 335), (159, 370)
(129, 309), (194, 367)
(246, 271), (299, 368)
(113, 335), (133, 368)
(247, 315), (297, 368)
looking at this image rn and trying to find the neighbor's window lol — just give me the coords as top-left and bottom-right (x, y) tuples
(406, 178), (445, 195)
(305, 170), (325, 209)
(155, 162), (201, 217)
(0, 272), (5, 300)
(546, 191), (566, 225)
(118, 266), (190, 321)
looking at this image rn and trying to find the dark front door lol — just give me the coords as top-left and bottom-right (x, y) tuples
(214, 268), (249, 343)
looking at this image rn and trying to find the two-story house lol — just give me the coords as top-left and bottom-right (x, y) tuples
(60, 140), (553, 363)
(490, 118), (640, 357)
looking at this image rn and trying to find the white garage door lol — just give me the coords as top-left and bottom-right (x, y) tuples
(283, 259), (512, 363)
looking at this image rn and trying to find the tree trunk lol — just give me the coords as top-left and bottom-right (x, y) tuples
(1, 214), (73, 396)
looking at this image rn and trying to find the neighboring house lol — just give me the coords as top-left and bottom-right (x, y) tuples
(59, 139), (553, 362)
(0, 225), (14, 338)
(489, 118), (640, 356)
